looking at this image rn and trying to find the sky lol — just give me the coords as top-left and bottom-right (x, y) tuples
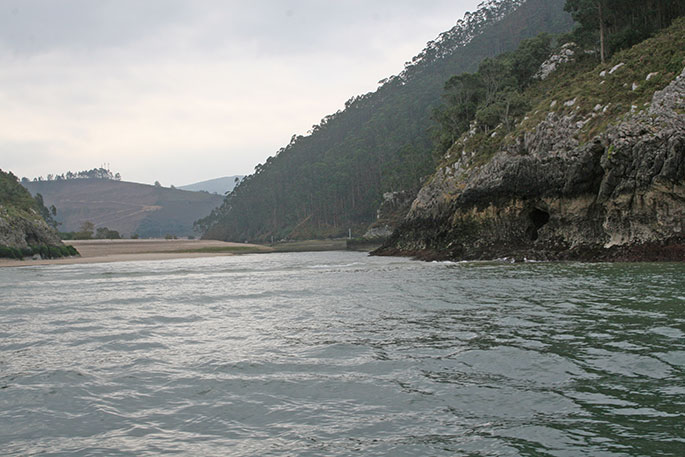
(0, 0), (481, 186)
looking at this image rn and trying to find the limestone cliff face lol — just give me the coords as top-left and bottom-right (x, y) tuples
(0, 207), (63, 249)
(377, 67), (685, 261)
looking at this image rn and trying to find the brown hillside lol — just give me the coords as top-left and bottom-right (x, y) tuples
(23, 179), (223, 237)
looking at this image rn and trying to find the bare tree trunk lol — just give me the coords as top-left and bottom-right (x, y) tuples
(598, 1), (606, 64)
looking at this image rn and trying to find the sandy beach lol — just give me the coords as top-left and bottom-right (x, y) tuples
(0, 239), (271, 267)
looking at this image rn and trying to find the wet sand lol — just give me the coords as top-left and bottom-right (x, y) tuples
(0, 239), (271, 267)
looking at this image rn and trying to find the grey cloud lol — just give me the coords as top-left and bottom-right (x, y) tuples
(0, 1), (479, 57)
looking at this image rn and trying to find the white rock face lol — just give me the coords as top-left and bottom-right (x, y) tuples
(609, 62), (625, 74)
(535, 43), (576, 80)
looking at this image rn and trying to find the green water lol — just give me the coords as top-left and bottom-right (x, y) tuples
(1, 253), (683, 456)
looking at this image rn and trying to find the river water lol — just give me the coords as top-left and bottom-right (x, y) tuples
(1, 252), (683, 456)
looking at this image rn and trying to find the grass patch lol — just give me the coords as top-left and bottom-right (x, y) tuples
(165, 245), (271, 254)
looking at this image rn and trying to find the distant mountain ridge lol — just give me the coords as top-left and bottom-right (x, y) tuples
(23, 179), (223, 238)
(179, 175), (242, 195)
(200, 0), (573, 242)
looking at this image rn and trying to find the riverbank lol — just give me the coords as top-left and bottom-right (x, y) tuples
(0, 239), (272, 267)
(0, 238), (370, 267)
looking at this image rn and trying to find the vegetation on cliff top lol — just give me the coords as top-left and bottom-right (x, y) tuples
(437, 14), (685, 171)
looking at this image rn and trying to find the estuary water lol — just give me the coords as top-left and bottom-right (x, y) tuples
(1, 252), (683, 456)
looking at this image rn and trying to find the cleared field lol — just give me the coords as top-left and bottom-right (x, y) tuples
(23, 179), (223, 237)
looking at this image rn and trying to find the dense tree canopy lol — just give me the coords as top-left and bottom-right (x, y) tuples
(432, 33), (553, 157)
(564, 0), (685, 62)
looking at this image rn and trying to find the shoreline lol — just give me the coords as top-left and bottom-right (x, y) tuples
(0, 239), (272, 268)
(0, 238), (363, 268)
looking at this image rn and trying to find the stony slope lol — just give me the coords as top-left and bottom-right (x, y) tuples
(377, 19), (685, 261)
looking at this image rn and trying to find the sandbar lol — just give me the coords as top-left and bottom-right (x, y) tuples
(0, 239), (271, 267)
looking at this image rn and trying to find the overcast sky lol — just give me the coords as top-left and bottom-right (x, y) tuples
(1, 0), (481, 186)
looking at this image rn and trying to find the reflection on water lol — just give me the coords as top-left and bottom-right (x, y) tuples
(1, 253), (684, 456)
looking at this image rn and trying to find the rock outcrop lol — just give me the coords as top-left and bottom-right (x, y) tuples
(376, 66), (685, 261)
(0, 169), (68, 258)
(363, 191), (416, 240)
(0, 207), (62, 249)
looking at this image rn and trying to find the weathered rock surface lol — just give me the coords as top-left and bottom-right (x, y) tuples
(362, 191), (415, 240)
(377, 67), (685, 261)
(535, 42), (576, 80)
(0, 207), (62, 249)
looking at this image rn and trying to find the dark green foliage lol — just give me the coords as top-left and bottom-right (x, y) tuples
(0, 243), (79, 259)
(564, 0), (684, 61)
(48, 246), (61, 258)
(0, 246), (22, 259)
(432, 32), (552, 156)
(34, 193), (59, 229)
(95, 227), (121, 239)
(0, 169), (38, 211)
(200, 0), (573, 242)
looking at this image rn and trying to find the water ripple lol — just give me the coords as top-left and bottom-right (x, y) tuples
(1, 253), (683, 456)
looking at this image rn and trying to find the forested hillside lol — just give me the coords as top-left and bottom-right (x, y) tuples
(200, 0), (573, 242)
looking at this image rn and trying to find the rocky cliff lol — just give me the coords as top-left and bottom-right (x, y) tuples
(377, 23), (685, 262)
(0, 209), (62, 249)
(0, 169), (69, 259)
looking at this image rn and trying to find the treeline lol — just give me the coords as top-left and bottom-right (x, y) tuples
(60, 221), (121, 240)
(24, 167), (121, 183)
(565, 0), (685, 63)
(199, 0), (572, 242)
(432, 33), (554, 156)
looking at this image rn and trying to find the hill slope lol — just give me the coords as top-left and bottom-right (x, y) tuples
(24, 180), (224, 238)
(200, 0), (573, 242)
(1, 169), (69, 258)
(377, 18), (685, 261)
(179, 176), (242, 195)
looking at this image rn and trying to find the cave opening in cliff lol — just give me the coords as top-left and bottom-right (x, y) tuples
(526, 208), (550, 241)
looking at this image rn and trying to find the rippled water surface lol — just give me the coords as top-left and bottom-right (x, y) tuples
(1, 252), (684, 456)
